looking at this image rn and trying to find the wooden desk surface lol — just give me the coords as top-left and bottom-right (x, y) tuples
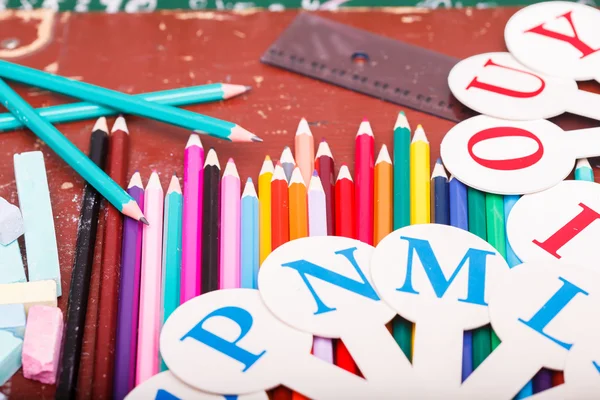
(0, 7), (597, 399)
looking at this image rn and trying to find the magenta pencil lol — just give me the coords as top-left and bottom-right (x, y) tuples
(136, 171), (164, 385)
(355, 118), (374, 245)
(219, 158), (241, 289)
(181, 134), (203, 302)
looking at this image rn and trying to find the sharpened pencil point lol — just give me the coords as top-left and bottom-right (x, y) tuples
(93, 117), (108, 133)
(245, 86), (252, 91)
(111, 115), (129, 134)
(140, 216), (149, 225)
(251, 135), (263, 143)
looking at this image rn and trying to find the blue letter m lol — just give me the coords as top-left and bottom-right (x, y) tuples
(397, 236), (496, 306)
(281, 247), (380, 315)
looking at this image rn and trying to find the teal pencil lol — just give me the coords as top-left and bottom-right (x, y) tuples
(0, 83), (251, 132)
(160, 174), (183, 372)
(0, 60), (260, 142)
(575, 158), (594, 182)
(241, 178), (259, 289)
(0, 77), (145, 222)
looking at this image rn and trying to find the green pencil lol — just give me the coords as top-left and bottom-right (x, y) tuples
(0, 60), (260, 143)
(0, 77), (145, 223)
(468, 187), (490, 369)
(392, 110), (412, 360)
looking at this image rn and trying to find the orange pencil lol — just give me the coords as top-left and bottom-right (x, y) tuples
(289, 167), (308, 240)
(271, 162), (289, 251)
(294, 118), (314, 185)
(374, 144), (393, 245)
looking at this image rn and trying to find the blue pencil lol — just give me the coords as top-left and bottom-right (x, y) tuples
(431, 159), (449, 225)
(241, 178), (259, 289)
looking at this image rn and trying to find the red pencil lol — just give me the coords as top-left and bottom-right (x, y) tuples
(355, 119), (374, 245)
(271, 162), (289, 251)
(334, 164), (358, 374)
(315, 139), (335, 236)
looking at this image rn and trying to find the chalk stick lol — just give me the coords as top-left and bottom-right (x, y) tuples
(14, 151), (61, 296)
(0, 197), (24, 245)
(0, 304), (26, 339)
(0, 280), (57, 313)
(22, 305), (63, 384)
(0, 240), (26, 284)
(0, 330), (23, 386)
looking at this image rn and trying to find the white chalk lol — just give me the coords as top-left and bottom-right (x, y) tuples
(0, 280), (57, 313)
(0, 304), (26, 339)
(0, 197), (24, 246)
(0, 330), (23, 386)
(22, 305), (63, 384)
(0, 240), (26, 284)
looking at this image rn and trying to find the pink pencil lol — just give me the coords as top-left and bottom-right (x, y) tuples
(355, 118), (375, 245)
(295, 117), (314, 185)
(181, 133), (204, 302)
(136, 171), (164, 385)
(219, 158), (241, 289)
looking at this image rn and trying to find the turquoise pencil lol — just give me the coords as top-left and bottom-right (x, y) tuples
(241, 178), (259, 289)
(160, 174), (183, 372)
(0, 78), (145, 222)
(0, 61), (260, 143)
(575, 159), (594, 182)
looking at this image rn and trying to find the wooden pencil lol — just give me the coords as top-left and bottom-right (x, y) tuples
(315, 139), (335, 236)
(295, 118), (314, 185)
(281, 146), (296, 183)
(289, 167), (308, 240)
(356, 119), (374, 245)
(575, 158), (594, 182)
(92, 116), (130, 400)
(259, 156), (274, 265)
(219, 159), (241, 289)
(136, 171), (164, 385)
(271, 162), (289, 251)
(113, 172), (144, 400)
(241, 178), (259, 289)
(431, 159), (449, 225)
(160, 174), (183, 371)
(56, 117), (109, 400)
(181, 133), (203, 302)
(410, 124), (431, 225)
(486, 192), (505, 353)
(201, 149), (221, 293)
(374, 145), (392, 245)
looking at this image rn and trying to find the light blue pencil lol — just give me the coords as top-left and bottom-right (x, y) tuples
(575, 159), (594, 182)
(160, 174), (183, 372)
(241, 178), (259, 289)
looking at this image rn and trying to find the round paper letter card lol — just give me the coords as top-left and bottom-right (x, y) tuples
(489, 261), (600, 370)
(564, 336), (600, 396)
(125, 371), (269, 400)
(505, 1), (600, 81)
(448, 52), (576, 120)
(371, 224), (509, 329)
(507, 180), (600, 271)
(440, 115), (572, 195)
(258, 236), (395, 338)
(160, 288), (312, 394)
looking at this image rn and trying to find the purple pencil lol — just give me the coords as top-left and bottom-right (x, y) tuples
(113, 172), (145, 400)
(181, 133), (204, 302)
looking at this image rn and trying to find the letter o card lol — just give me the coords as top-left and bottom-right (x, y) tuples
(125, 371), (269, 400)
(505, 1), (600, 82)
(506, 180), (600, 271)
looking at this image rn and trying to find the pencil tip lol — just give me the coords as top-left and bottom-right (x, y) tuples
(93, 117), (108, 133)
(245, 85), (252, 91)
(251, 135), (263, 143)
(140, 216), (149, 225)
(111, 115), (129, 134)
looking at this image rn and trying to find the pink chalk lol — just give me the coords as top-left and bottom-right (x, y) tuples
(22, 305), (63, 384)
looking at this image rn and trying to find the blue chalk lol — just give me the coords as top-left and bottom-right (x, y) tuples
(0, 330), (22, 385)
(0, 241), (25, 284)
(14, 151), (61, 296)
(0, 304), (26, 339)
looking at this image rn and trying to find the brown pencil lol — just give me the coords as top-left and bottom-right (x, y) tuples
(92, 116), (130, 399)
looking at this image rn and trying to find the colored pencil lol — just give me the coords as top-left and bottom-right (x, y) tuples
(220, 159), (241, 289)
(259, 156), (274, 265)
(201, 149), (221, 293)
(160, 174), (183, 371)
(575, 158), (594, 182)
(271, 162), (289, 251)
(0, 60), (261, 143)
(295, 118), (314, 185)
(410, 124), (430, 225)
(56, 118), (108, 400)
(393, 110), (411, 229)
(181, 133), (203, 303)
(241, 178), (259, 289)
(113, 173), (144, 400)
(431, 159), (449, 225)
(504, 194), (534, 399)
(136, 171), (164, 385)
(449, 175), (471, 382)
(334, 165), (358, 374)
(355, 119), (375, 245)
(0, 83), (251, 132)
(92, 116), (129, 399)
(374, 144), (393, 245)
(281, 146), (296, 183)
(533, 371), (553, 394)
(485, 192), (505, 353)
(289, 167), (308, 240)
(0, 77), (145, 222)
(315, 139), (335, 236)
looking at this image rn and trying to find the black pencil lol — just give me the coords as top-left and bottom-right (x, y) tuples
(201, 148), (221, 294)
(56, 117), (109, 400)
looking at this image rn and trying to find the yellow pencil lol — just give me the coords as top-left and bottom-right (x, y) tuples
(289, 167), (308, 240)
(410, 124), (430, 225)
(259, 155), (274, 265)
